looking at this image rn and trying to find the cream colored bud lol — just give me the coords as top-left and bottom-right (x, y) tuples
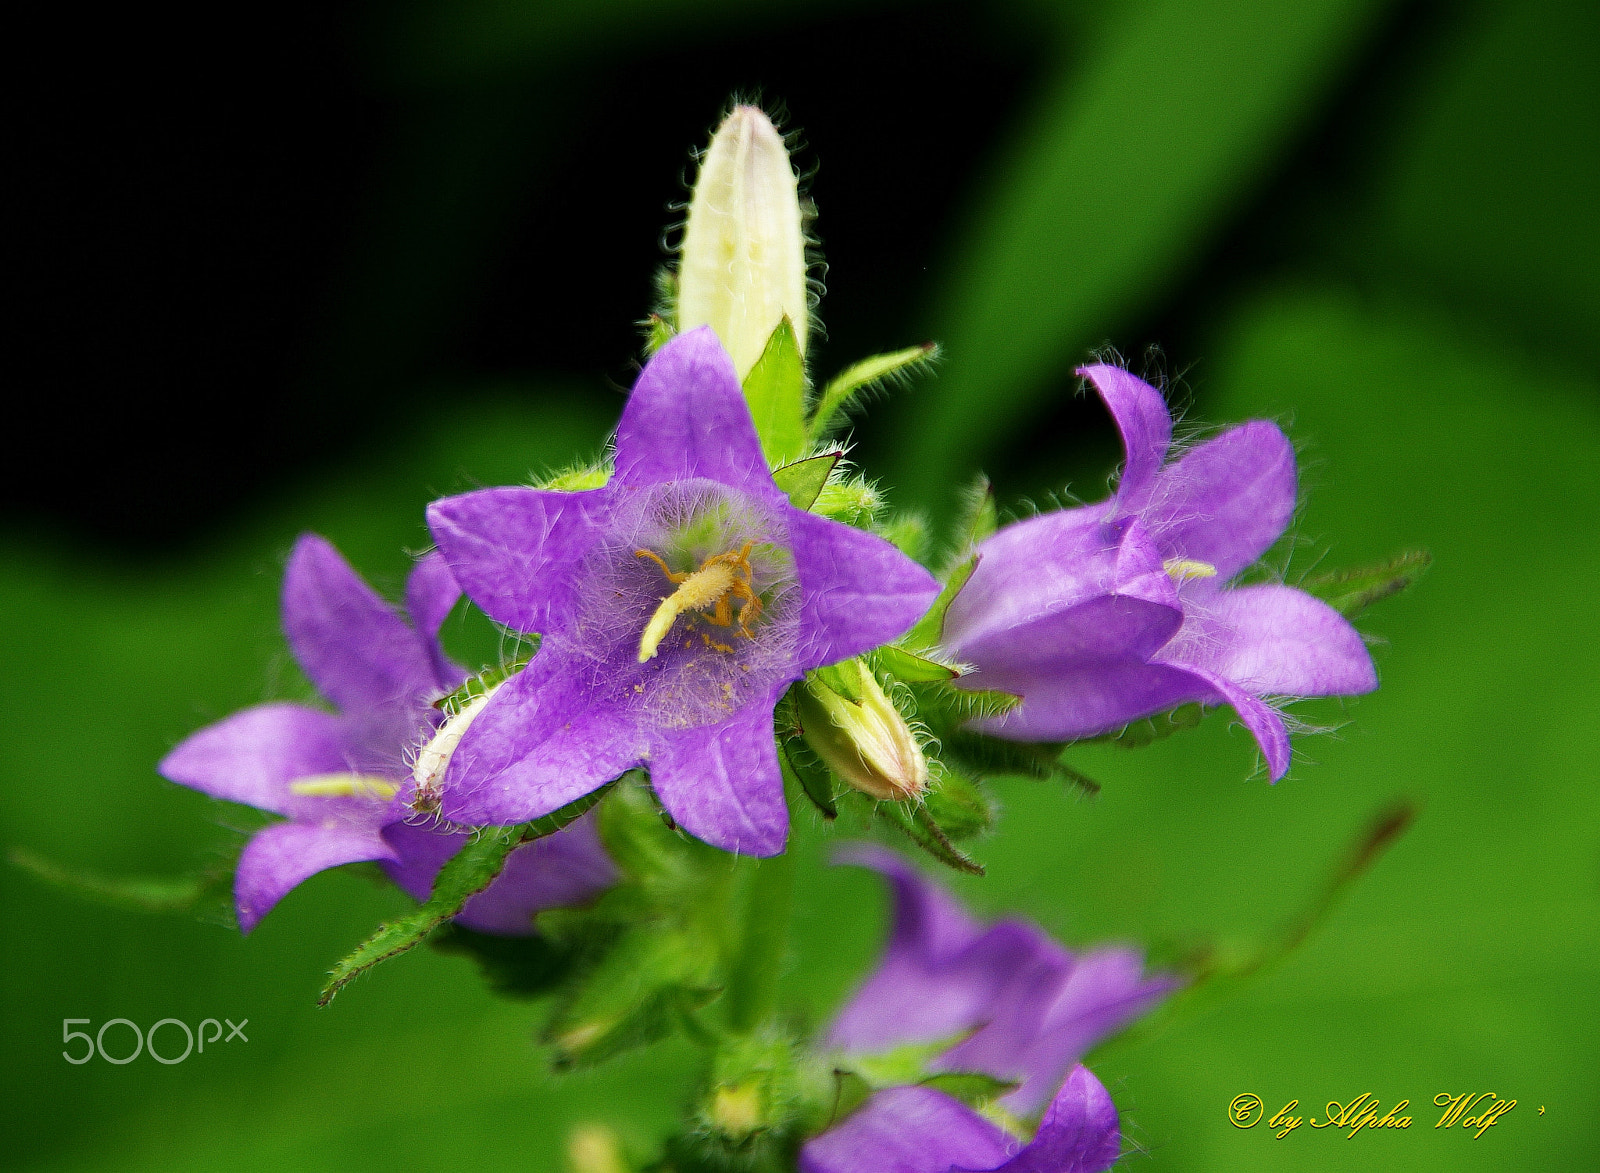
(411, 684), (499, 807)
(565, 1123), (628, 1173)
(798, 663), (928, 802)
(678, 105), (808, 379)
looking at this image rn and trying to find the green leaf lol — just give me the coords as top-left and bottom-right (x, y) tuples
(826, 1068), (874, 1128)
(918, 1072), (1020, 1107)
(905, 554), (977, 650)
(949, 474), (998, 554)
(874, 512), (930, 562)
(1302, 549), (1432, 617)
(8, 847), (231, 917)
(318, 787), (608, 1005)
(771, 451), (841, 511)
(873, 644), (958, 684)
(742, 318), (808, 465)
(811, 342), (939, 438)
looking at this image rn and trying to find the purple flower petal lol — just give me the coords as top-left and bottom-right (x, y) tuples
(405, 551), (467, 691)
(649, 691), (788, 856)
(967, 658), (1211, 742)
(1141, 420), (1296, 579)
(799, 1086), (1015, 1173)
(378, 820), (468, 902)
(983, 948), (1180, 1114)
(234, 820), (396, 934)
(426, 487), (609, 635)
(282, 533), (440, 714)
(612, 327), (777, 497)
(1160, 660), (1292, 780)
(439, 649), (648, 826)
(991, 1065), (1121, 1173)
(789, 508), (941, 668)
(159, 702), (349, 817)
(1169, 583), (1376, 697)
(1079, 364), (1171, 513)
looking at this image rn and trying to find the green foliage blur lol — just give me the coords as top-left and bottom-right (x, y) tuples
(4, 1), (1596, 1170)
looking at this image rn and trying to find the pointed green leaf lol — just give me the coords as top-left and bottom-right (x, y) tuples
(318, 787), (609, 1005)
(8, 847), (230, 916)
(919, 1072), (1020, 1106)
(742, 317), (808, 464)
(906, 554), (977, 650)
(811, 342), (939, 438)
(771, 451), (841, 511)
(950, 474), (998, 553)
(874, 644), (958, 684)
(1302, 549), (1432, 617)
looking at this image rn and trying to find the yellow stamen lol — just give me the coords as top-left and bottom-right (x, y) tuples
(289, 773), (400, 800)
(1163, 557), (1218, 582)
(635, 543), (761, 662)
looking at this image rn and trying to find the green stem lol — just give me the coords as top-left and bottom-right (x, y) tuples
(724, 850), (796, 1033)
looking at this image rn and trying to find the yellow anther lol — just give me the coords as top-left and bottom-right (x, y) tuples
(635, 543), (762, 662)
(1163, 557), (1218, 582)
(288, 773), (400, 800)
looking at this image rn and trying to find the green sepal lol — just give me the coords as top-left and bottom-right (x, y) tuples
(875, 800), (984, 876)
(810, 658), (866, 703)
(538, 462), (612, 492)
(781, 739), (836, 819)
(810, 342), (939, 438)
(875, 513), (930, 562)
(905, 554), (977, 650)
(742, 317), (808, 465)
(949, 474), (998, 554)
(1302, 549), (1431, 618)
(826, 1068), (874, 1127)
(921, 767), (994, 842)
(1087, 703), (1204, 749)
(913, 679), (1022, 726)
(428, 923), (574, 1000)
(8, 846), (233, 918)
(918, 1072), (1020, 1107)
(873, 644), (958, 684)
(940, 732), (1099, 797)
(642, 312), (676, 356)
(433, 651), (534, 715)
(771, 451), (841, 511)
(544, 921), (720, 1069)
(318, 786), (609, 1005)
(812, 474), (883, 526)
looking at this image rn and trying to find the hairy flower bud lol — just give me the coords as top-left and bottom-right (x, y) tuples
(798, 661), (927, 802)
(678, 105), (808, 380)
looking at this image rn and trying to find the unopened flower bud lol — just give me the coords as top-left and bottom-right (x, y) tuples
(678, 105), (808, 379)
(411, 682), (501, 813)
(798, 661), (927, 802)
(566, 1123), (629, 1173)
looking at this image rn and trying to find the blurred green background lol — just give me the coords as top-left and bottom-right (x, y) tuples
(5, 0), (1596, 1170)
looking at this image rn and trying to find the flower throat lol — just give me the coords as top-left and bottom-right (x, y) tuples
(635, 542), (764, 662)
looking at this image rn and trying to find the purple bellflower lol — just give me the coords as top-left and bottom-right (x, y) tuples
(801, 845), (1169, 1173)
(159, 534), (615, 933)
(427, 328), (940, 856)
(942, 364), (1376, 779)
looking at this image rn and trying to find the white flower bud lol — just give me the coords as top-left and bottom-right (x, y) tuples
(678, 105), (808, 380)
(411, 684), (500, 813)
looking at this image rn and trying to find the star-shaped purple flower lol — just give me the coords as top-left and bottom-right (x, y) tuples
(159, 534), (615, 932)
(427, 328), (940, 856)
(827, 845), (1174, 1114)
(801, 846), (1167, 1173)
(942, 364), (1377, 779)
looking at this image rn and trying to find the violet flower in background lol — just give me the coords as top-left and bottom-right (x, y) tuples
(942, 364), (1376, 779)
(159, 534), (614, 933)
(427, 328), (939, 856)
(800, 1065), (1122, 1173)
(802, 845), (1165, 1173)
(828, 845), (1173, 1113)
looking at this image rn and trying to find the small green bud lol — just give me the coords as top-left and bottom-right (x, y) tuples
(798, 662), (928, 802)
(679, 105), (808, 380)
